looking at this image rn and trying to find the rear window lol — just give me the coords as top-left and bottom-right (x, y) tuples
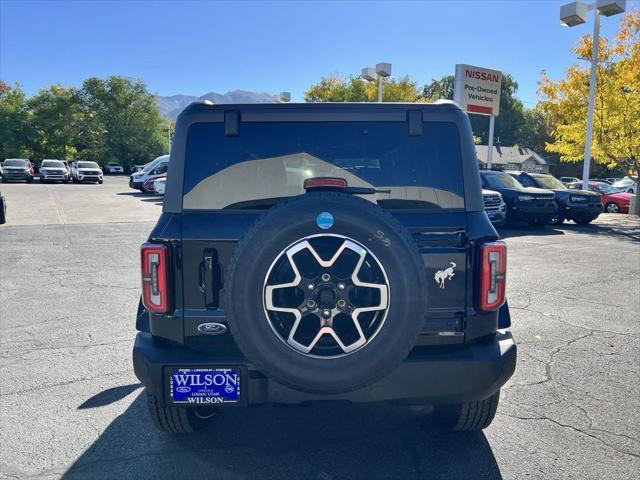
(3, 159), (28, 167)
(183, 121), (464, 210)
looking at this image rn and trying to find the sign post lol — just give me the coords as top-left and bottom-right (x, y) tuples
(453, 64), (502, 169)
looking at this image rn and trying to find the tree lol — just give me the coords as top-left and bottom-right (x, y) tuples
(539, 9), (639, 178)
(517, 106), (554, 155)
(422, 74), (526, 147)
(0, 81), (31, 159)
(27, 85), (84, 160)
(80, 76), (166, 168)
(305, 75), (422, 102)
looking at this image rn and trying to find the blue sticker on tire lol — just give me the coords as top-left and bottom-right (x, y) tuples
(316, 212), (334, 230)
(170, 368), (240, 404)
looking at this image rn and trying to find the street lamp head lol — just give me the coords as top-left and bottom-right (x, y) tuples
(596, 0), (625, 16)
(375, 62), (392, 78)
(361, 67), (377, 82)
(560, 1), (588, 26)
(279, 91), (291, 103)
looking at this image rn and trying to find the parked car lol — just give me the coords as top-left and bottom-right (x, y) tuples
(0, 162), (3, 178)
(560, 176), (580, 185)
(568, 181), (632, 213)
(39, 159), (70, 183)
(72, 161), (103, 184)
(142, 174), (166, 194)
(153, 176), (166, 195)
(612, 176), (638, 194)
(1, 158), (34, 183)
(507, 171), (602, 225)
(482, 189), (506, 226)
(0, 192), (6, 224)
(606, 177), (621, 184)
(129, 155), (169, 191)
(104, 162), (124, 175)
(591, 178), (611, 184)
(479, 170), (556, 226)
(133, 102), (516, 434)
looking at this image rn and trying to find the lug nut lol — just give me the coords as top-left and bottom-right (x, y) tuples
(322, 309), (331, 318)
(306, 299), (316, 309)
(307, 283), (315, 291)
(337, 299), (346, 309)
(321, 273), (330, 282)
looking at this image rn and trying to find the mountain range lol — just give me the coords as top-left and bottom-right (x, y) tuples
(157, 90), (278, 120)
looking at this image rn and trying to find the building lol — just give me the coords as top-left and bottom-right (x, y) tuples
(475, 145), (550, 173)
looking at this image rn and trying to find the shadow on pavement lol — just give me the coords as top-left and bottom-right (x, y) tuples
(555, 219), (640, 242)
(78, 383), (142, 410)
(497, 224), (565, 239)
(63, 392), (502, 480)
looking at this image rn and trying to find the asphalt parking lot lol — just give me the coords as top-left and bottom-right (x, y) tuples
(1, 176), (639, 480)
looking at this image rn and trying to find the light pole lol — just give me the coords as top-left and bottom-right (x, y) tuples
(361, 62), (392, 102)
(560, 0), (626, 190)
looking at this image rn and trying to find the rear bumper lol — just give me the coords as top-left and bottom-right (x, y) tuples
(133, 330), (517, 407)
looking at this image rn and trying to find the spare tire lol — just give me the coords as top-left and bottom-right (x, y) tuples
(225, 192), (427, 394)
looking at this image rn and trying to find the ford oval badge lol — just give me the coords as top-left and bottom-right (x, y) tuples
(197, 322), (228, 336)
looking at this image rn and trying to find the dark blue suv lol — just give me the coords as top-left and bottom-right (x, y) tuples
(132, 102), (516, 433)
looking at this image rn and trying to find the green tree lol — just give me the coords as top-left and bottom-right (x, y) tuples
(27, 85), (84, 161)
(80, 76), (166, 168)
(539, 9), (639, 177)
(0, 81), (32, 159)
(422, 74), (526, 147)
(517, 106), (554, 155)
(305, 75), (421, 102)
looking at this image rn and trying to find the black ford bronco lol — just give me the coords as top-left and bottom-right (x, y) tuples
(132, 101), (516, 433)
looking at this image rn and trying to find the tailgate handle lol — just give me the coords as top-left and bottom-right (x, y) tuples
(200, 249), (220, 309)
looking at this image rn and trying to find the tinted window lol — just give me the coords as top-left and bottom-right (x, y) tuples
(533, 175), (565, 189)
(184, 121), (464, 210)
(516, 175), (537, 188)
(41, 160), (64, 168)
(77, 162), (99, 168)
(3, 159), (28, 167)
(481, 172), (523, 189)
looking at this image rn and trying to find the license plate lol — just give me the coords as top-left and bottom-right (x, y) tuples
(487, 210), (497, 218)
(169, 368), (240, 405)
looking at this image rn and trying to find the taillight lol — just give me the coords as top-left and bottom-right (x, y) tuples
(478, 241), (507, 311)
(141, 243), (170, 313)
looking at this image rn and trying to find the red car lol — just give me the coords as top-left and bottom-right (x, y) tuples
(569, 181), (631, 213)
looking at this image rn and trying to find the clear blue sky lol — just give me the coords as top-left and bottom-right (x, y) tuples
(0, 0), (626, 106)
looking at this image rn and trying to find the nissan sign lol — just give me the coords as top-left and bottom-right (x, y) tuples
(453, 64), (502, 116)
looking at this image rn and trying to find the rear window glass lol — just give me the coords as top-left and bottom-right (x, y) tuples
(183, 121), (464, 210)
(3, 159), (28, 167)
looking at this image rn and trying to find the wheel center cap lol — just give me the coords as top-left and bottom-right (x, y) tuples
(317, 287), (336, 308)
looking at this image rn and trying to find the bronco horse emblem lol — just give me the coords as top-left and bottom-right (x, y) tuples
(434, 262), (456, 289)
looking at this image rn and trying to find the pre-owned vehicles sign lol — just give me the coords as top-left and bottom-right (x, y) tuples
(453, 64), (502, 116)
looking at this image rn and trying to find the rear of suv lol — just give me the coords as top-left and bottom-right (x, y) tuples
(132, 102), (516, 434)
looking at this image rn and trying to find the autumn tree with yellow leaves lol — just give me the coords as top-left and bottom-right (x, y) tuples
(539, 9), (640, 178)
